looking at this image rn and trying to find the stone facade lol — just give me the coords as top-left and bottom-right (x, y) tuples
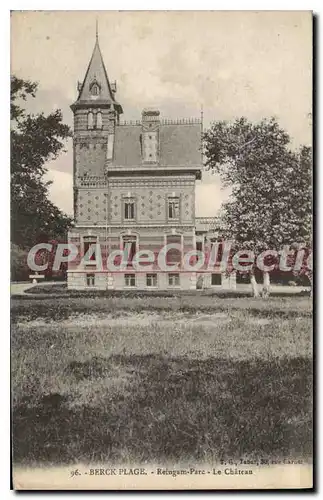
(67, 36), (236, 291)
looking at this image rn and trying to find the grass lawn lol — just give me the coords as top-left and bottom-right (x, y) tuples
(11, 295), (312, 466)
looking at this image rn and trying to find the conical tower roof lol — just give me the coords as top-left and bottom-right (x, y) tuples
(71, 35), (123, 114)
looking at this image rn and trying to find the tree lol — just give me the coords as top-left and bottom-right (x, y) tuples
(11, 243), (30, 282)
(11, 75), (73, 249)
(203, 117), (312, 297)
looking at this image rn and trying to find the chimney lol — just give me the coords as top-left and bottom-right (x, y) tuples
(142, 108), (160, 127)
(141, 109), (160, 163)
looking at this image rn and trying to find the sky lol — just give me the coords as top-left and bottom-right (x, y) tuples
(11, 10), (312, 217)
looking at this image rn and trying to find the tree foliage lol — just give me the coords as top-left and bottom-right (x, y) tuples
(11, 75), (73, 249)
(204, 117), (312, 249)
(203, 117), (312, 294)
(11, 243), (30, 281)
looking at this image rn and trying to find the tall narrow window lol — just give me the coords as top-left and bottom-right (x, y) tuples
(168, 197), (180, 219)
(124, 199), (135, 220)
(83, 236), (97, 261)
(210, 239), (223, 262)
(166, 234), (182, 265)
(96, 111), (103, 129)
(196, 241), (203, 252)
(122, 235), (137, 265)
(106, 133), (114, 161)
(88, 112), (94, 130)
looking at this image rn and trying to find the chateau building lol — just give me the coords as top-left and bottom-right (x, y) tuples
(67, 35), (236, 290)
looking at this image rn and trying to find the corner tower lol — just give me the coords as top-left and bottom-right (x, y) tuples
(71, 33), (123, 223)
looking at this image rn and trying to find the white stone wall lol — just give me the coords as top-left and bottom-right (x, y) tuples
(107, 272), (194, 291)
(67, 271), (195, 291)
(201, 272), (237, 290)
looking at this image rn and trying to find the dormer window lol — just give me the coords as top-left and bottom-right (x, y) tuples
(91, 84), (99, 96)
(89, 79), (101, 97)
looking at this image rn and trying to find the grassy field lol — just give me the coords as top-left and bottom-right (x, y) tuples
(11, 295), (312, 466)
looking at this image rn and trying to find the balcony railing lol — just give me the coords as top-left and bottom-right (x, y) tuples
(195, 216), (226, 233)
(118, 117), (202, 126)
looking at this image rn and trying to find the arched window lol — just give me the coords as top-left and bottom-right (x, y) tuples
(96, 111), (103, 129)
(122, 235), (137, 266)
(91, 83), (100, 96)
(88, 112), (94, 130)
(166, 234), (182, 265)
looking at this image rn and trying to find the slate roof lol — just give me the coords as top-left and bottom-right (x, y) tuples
(71, 38), (123, 114)
(72, 38), (201, 170)
(112, 122), (202, 168)
(113, 125), (142, 166)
